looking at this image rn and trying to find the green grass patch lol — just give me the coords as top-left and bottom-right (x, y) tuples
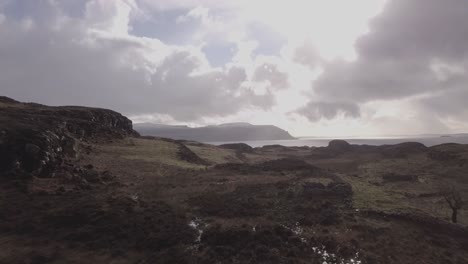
(101, 138), (204, 169)
(187, 145), (241, 164)
(343, 175), (408, 211)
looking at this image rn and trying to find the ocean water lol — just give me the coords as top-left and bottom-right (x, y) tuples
(207, 135), (468, 148)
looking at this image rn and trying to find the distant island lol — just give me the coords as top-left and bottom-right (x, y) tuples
(134, 122), (295, 142)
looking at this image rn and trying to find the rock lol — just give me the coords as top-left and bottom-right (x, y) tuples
(0, 96), (19, 104)
(380, 142), (427, 158)
(24, 144), (41, 155)
(0, 97), (139, 178)
(82, 168), (101, 183)
(260, 145), (295, 152)
(177, 144), (210, 165)
(327, 140), (352, 152)
(62, 136), (78, 158)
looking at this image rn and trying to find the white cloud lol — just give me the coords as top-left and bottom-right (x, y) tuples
(0, 0), (273, 122)
(0, 13), (6, 25)
(3, 0), (464, 137)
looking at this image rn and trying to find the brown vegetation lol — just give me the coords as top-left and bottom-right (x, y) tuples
(1, 97), (468, 264)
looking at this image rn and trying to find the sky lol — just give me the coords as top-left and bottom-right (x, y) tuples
(0, 0), (468, 137)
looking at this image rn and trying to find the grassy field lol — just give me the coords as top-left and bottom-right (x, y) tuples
(98, 138), (205, 169)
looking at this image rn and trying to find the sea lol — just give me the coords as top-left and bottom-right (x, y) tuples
(207, 135), (468, 148)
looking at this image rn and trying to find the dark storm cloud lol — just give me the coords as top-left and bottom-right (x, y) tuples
(299, 0), (468, 121)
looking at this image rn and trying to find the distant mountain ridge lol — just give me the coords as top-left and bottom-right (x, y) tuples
(134, 123), (295, 142)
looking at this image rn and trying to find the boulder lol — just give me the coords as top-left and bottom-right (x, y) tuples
(82, 168), (101, 183)
(327, 140), (352, 152)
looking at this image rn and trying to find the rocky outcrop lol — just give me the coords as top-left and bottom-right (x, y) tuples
(260, 144), (296, 152)
(327, 140), (352, 152)
(139, 136), (209, 165)
(0, 97), (138, 178)
(177, 144), (210, 165)
(380, 142), (427, 158)
(309, 140), (429, 159)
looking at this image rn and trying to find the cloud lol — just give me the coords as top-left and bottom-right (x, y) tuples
(420, 87), (468, 119)
(315, 0), (468, 101)
(297, 0), (468, 124)
(3, 0), (466, 136)
(296, 101), (360, 122)
(253, 62), (289, 90)
(136, 0), (240, 11)
(293, 39), (320, 69)
(0, 0), (274, 122)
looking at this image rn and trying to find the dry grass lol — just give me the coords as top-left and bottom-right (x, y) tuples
(339, 173), (407, 211)
(186, 144), (241, 164)
(98, 138), (204, 169)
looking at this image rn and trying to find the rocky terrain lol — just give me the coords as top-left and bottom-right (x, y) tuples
(1, 97), (468, 264)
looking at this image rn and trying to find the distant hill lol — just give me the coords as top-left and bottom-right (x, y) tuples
(134, 123), (295, 142)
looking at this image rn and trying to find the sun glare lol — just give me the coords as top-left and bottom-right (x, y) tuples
(239, 0), (387, 60)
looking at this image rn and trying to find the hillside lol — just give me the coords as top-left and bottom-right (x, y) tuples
(134, 122), (295, 142)
(1, 97), (468, 264)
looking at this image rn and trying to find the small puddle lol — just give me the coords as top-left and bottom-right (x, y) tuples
(282, 222), (307, 243)
(282, 222), (362, 264)
(312, 245), (362, 264)
(188, 217), (206, 243)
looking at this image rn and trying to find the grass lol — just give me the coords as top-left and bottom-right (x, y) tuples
(342, 174), (408, 211)
(302, 177), (334, 185)
(99, 138), (204, 169)
(186, 144), (241, 164)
